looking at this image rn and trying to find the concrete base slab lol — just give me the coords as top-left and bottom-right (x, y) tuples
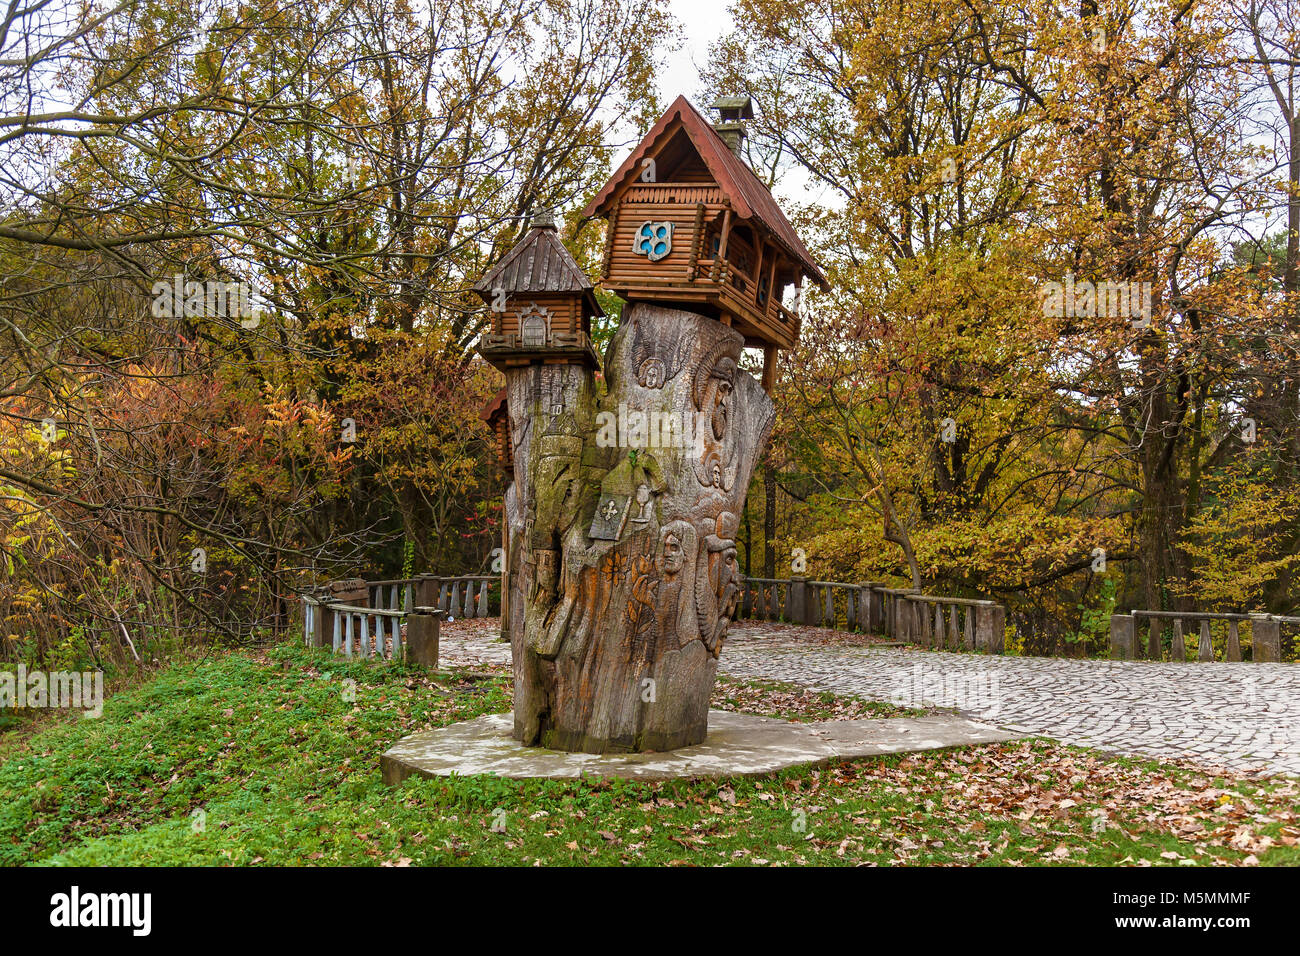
(381, 710), (1022, 784)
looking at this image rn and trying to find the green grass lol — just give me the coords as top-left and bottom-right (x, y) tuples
(0, 643), (1296, 866)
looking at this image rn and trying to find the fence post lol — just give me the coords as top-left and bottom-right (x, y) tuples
(805, 581), (821, 627)
(862, 585), (875, 633)
(893, 592), (908, 641)
(789, 577), (808, 626)
(1110, 614), (1136, 660)
(415, 574), (437, 610)
(1252, 615), (1282, 663)
(898, 589), (921, 643)
(310, 591), (329, 648)
(1198, 620), (1213, 661)
(1227, 621), (1242, 661)
(975, 602), (1005, 654)
(1147, 616), (1163, 660)
(406, 607), (445, 668)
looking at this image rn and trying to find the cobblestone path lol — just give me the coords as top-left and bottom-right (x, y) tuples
(437, 618), (1300, 776)
(721, 623), (1300, 776)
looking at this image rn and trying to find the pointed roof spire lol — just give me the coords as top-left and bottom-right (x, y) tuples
(473, 215), (603, 316)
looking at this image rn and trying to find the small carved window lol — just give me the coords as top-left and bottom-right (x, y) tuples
(518, 303), (551, 348)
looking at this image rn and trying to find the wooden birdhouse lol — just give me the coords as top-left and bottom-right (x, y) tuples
(481, 387), (512, 473)
(581, 95), (829, 390)
(474, 213), (603, 370)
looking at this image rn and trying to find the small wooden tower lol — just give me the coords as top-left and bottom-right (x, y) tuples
(474, 213), (603, 371)
(581, 95), (828, 391)
(481, 387), (512, 473)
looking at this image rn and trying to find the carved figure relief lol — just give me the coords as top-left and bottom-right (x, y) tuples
(631, 315), (694, 390)
(654, 520), (699, 649)
(690, 328), (743, 492)
(505, 303), (774, 754)
(695, 511), (740, 656)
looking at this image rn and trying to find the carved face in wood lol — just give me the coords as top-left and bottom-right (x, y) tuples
(696, 510), (741, 655)
(704, 356), (736, 440)
(639, 358), (665, 389)
(662, 531), (683, 573)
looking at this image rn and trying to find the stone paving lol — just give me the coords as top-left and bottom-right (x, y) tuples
(382, 710), (1019, 784)
(436, 618), (1300, 776)
(720, 623), (1300, 777)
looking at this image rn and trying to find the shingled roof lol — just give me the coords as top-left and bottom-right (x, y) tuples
(480, 387), (508, 423)
(473, 220), (603, 316)
(581, 95), (829, 292)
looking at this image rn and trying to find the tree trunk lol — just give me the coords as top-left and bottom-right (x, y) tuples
(504, 303), (775, 752)
(763, 461), (776, 579)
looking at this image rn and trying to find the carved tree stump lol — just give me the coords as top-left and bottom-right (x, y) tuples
(502, 303), (774, 752)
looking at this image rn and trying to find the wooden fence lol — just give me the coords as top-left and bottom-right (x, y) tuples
(737, 577), (1005, 654)
(300, 572), (1006, 658)
(359, 574), (500, 620)
(1111, 611), (1299, 662)
(301, 594), (407, 659)
(299, 573), (501, 663)
(299, 572), (1298, 664)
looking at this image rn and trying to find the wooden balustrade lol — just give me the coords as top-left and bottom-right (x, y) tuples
(303, 573), (1295, 663)
(300, 592), (408, 660)
(734, 577), (1004, 653)
(1111, 610), (1297, 662)
(299, 573), (499, 665)
(306, 572), (1013, 658)
(430, 575), (496, 619)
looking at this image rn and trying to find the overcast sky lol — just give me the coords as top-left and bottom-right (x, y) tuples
(660, 0), (733, 102)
